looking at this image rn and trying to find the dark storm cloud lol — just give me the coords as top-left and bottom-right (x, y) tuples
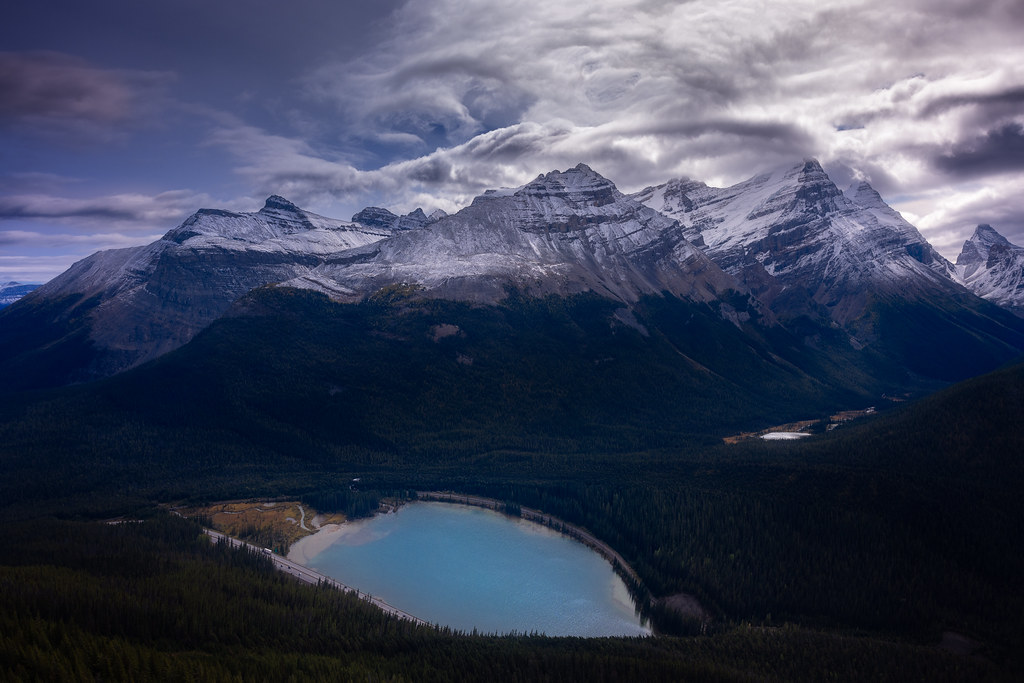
(0, 201), (138, 222)
(0, 172), (83, 193)
(0, 191), (214, 227)
(619, 119), (812, 146)
(406, 157), (455, 185)
(918, 87), (1024, 120)
(934, 123), (1024, 177)
(0, 52), (173, 138)
(4, 0), (1024, 278)
(0, 229), (162, 249)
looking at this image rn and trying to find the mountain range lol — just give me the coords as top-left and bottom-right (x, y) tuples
(2, 158), (1022, 681)
(632, 161), (959, 331)
(0, 282), (39, 309)
(1, 159), (1022, 396)
(955, 223), (1024, 316)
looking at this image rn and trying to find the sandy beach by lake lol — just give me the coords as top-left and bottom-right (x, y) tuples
(287, 522), (348, 564)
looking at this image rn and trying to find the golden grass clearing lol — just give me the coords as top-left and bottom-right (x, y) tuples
(179, 500), (346, 552)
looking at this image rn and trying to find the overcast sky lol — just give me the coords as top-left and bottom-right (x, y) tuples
(3, 0), (1023, 282)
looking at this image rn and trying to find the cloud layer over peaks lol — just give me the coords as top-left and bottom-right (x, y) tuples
(2, 0), (1023, 281)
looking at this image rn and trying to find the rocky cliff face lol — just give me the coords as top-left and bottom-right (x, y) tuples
(956, 224), (1024, 316)
(351, 206), (444, 232)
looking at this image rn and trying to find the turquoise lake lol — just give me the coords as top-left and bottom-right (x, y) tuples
(292, 501), (649, 636)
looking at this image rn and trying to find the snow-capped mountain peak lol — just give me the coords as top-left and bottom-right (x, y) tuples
(6, 161), (1024, 390)
(288, 164), (740, 306)
(957, 224), (1012, 272)
(352, 206), (439, 231)
(164, 195), (385, 246)
(845, 181), (888, 211)
(632, 159), (957, 329)
(507, 163), (622, 219)
(261, 194), (303, 214)
(19, 195), (402, 376)
(955, 224), (1024, 315)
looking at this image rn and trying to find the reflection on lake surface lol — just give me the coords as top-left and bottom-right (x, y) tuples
(289, 501), (649, 636)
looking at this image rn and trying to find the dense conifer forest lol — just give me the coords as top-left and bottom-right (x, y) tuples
(1, 289), (1022, 680)
(0, 514), (1006, 682)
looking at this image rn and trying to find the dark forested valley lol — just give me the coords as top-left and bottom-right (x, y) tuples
(1, 289), (1022, 681)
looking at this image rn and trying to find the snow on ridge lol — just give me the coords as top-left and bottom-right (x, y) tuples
(26, 160), (983, 324)
(162, 196), (391, 254)
(955, 225), (1024, 314)
(634, 159), (952, 288)
(0, 281), (40, 308)
(293, 165), (735, 306)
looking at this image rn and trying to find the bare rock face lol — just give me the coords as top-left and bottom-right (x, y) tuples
(351, 206), (439, 231)
(956, 225), (1024, 316)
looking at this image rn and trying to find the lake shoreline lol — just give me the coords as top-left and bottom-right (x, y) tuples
(287, 518), (357, 564)
(414, 491), (646, 593)
(292, 492), (660, 619)
(290, 497), (652, 636)
(413, 492), (709, 630)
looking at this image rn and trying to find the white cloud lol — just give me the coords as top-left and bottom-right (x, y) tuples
(892, 174), (1024, 258)
(276, 0), (1024, 251)
(15, 0), (1011, 270)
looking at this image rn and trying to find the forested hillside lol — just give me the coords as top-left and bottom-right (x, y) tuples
(1, 288), (1022, 679)
(0, 514), (1002, 682)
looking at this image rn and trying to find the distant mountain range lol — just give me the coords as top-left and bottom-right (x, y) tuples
(0, 282), (39, 308)
(955, 223), (1024, 316)
(1, 160), (1022, 396)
